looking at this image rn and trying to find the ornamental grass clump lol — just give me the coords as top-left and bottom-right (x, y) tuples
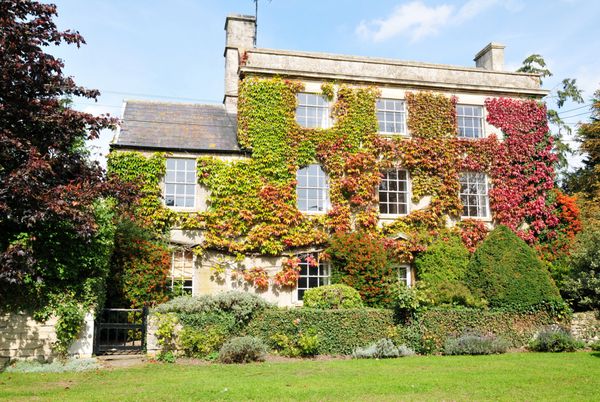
(443, 333), (509, 355)
(218, 336), (268, 364)
(528, 327), (583, 352)
(302, 284), (363, 309)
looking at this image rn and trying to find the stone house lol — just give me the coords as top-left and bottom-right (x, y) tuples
(110, 14), (548, 307)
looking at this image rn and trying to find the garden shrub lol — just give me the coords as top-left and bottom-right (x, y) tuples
(154, 291), (274, 325)
(5, 358), (100, 373)
(414, 233), (477, 307)
(303, 284), (363, 309)
(327, 231), (397, 307)
(178, 326), (227, 358)
(395, 308), (559, 354)
(465, 226), (564, 311)
(443, 333), (509, 355)
(393, 285), (423, 322)
(590, 340), (600, 352)
(218, 336), (267, 364)
(528, 326), (583, 352)
(245, 308), (395, 355)
(352, 338), (414, 359)
(271, 330), (320, 357)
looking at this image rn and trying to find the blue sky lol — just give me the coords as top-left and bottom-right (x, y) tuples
(46, 0), (600, 167)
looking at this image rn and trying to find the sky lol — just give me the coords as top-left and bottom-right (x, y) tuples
(45, 0), (600, 168)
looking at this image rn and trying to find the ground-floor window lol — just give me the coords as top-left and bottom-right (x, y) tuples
(396, 264), (412, 287)
(297, 253), (330, 300)
(169, 249), (194, 296)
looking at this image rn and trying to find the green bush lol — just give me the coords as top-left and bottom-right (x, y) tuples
(245, 308), (395, 355)
(443, 333), (509, 355)
(218, 336), (267, 364)
(393, 285), (423, 322)
(415, 234), (478, 307)
(528, 327), (583, 352)
(178, 326), (227, 358)
(394, 308), (558, 354)
(153, 291), (274, 325)
(590, 340), (600, 352)
(271, 330), (320, 357)
(327, 231), (397, 307)
(303, 284), (363, 309)
(465, 225), (564, 311)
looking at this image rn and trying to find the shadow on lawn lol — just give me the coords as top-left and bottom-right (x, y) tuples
(590, 352), (600, 358)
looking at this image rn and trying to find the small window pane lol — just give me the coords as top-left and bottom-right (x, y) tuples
(459, 172), (489, 218)
(296, 164), (329, 213)
(379, 169), (410, 216)
(457, 105), (484, 139)
(297, 253), (330, 301)
(296, 93), (330, 128)
(165, 158), (196, 208)
(377, 98), (406, 135)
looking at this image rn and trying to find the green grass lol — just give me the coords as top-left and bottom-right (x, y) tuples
(1, 353), (598, 401)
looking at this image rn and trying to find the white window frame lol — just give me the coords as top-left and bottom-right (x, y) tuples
(378, 169), (410, 217)
(459, 172), (490, 219)
(296, 164), (330, 214)
(296, 253), (331, 301)
(169, 249), (195, 296)
(377, 98), (407, 135)
(396, 264), (412, 287)
(296, 92), (331, 129)
(164, 157), (197, 210)
(457, 104), (485, 139)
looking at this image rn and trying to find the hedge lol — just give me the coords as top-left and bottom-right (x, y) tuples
(466, 225), (563, 311)
(244, 308), (395, 355)
(397, 308), (560, 354)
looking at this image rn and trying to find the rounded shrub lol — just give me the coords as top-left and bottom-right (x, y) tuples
(465, 225), (563, 311)
(218, 336), (268, 364)
(443, 333), (509, 355)
(528, 327), (583, 352)
(302, 284), (363, 309)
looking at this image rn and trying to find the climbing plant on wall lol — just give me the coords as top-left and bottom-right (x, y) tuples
(108, 78), (581, 294)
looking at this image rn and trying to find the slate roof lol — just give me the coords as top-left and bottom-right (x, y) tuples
(113, 100), (240, 153)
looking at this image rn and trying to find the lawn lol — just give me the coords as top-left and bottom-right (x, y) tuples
(1, 352), (598, 401)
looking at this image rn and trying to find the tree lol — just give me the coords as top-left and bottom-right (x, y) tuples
(561, 89), (600, 311)
(0, 1), (131, 316)
(518, 55), (584, 176)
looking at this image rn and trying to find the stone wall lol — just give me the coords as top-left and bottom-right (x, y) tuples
(571, 311), (600, 345)
(0, 311), (94, 366)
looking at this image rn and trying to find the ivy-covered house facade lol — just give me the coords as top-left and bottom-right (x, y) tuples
(110, 14), (573, 307)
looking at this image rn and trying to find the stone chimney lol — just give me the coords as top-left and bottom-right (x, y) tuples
(474, 42), (505, 71)
(224, 14), (256, 113)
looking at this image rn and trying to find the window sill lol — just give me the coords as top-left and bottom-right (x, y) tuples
(378, 132), (409, 137)
(379, 213), (409, 219)
(166, 206), (201, 213)
(301, 210), (329, 215)
(460, 215), (492, 222)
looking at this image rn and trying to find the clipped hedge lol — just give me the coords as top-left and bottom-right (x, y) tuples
(397, 308), (559, 354)
(244, 308), (395, 355)
(303, 284), (363, 309)
(466, 225), (563, 311)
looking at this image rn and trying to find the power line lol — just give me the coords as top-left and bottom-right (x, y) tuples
(556, 103), (592, 114)
(94, 89), (221, 104)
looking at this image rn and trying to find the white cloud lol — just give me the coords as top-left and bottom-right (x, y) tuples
(356, 0), (520, 43)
